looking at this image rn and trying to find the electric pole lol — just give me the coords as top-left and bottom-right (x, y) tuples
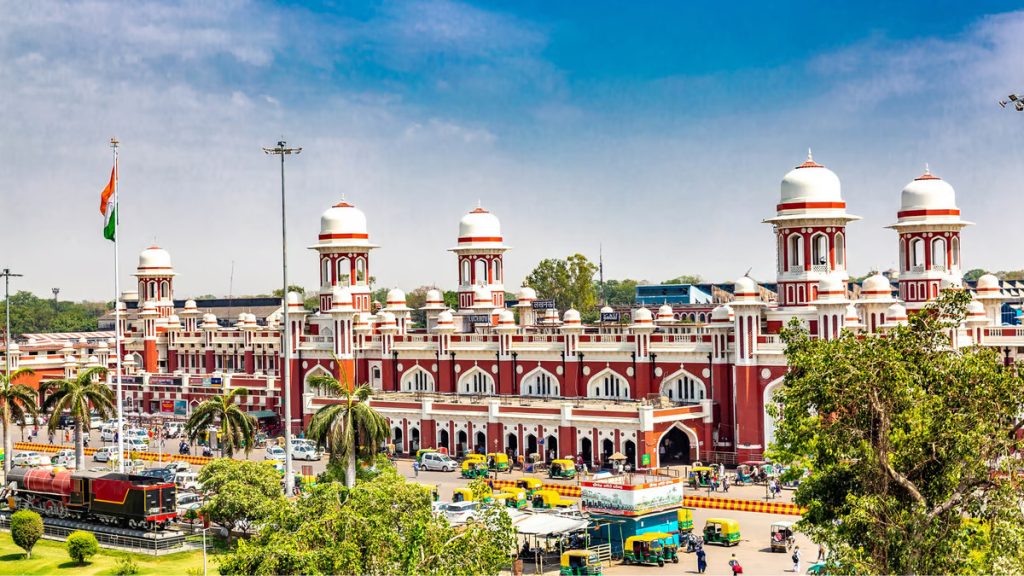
(2, 269), (24, 384)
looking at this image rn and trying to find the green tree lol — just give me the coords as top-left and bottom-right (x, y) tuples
(769, 291), (1024, 574)
(602, 279), (639, 306)
(525, 254), (598, 313)
(305, 374), (389, 489)
(43, 367), (115, 469)
(443, 290), (459, 310)
(219, 467), (515, 575)
(10, 510), (42, 558)
(185, 388), (256, 457)
(271, 285), (307, 298)
(1, 367), (37, 476)
(963, 268), (989, 282)
(661, 274), (703, 285)
(66, 530), (99, 564)
(198, 459), (286, 540)
(1, 291), (105, 336)
(406, 286), (433, 327)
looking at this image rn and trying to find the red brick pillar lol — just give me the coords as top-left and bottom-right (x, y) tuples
(558, 426), (576, 459)
(487, 422), (503, 453)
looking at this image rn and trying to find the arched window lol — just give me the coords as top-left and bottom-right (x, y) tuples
(355, 258), (366, 284)
(778, 234), (785, 273)
(788, 234), (803, 269)
(834, 233), (845, 268)
(951, 237), (960, 269)
(402, 369), (434, 392)
(460, 370), (494, 395)
(931, 237), (946, 270)
(911, 238), (924, 268)
(900, 238), (907, 272)
(337, 257), (350, 285)
(524, 370), (559, 397)
(461, 259), (471, 284)
(160, 280), (170, 298)
(811, 233), (828, 268)
(475, 259), (488, 284)
(588, 371), (629, 400)
(661, 373), (706, 403)
(322, 258), (330, 285)
(492, 259), (502, 282)
(147, 281), (156, 300)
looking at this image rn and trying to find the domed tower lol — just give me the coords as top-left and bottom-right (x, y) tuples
(449, 205), (508, 311)
(309, 200), (379, 313)
(764, 152), (860, 307)
(134, 246), (176, 317)
(887, 168), (972, 311)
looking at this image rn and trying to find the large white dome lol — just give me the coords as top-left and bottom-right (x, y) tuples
(314, 201), (377, 248)
(452, 206), (508, 250)
(780, 153), (842, 205)
(893, 169), (969, 227)
(137, 246), (173, 272)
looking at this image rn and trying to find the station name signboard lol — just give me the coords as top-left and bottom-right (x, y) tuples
(188, 376), (222, 386)
(150, 376), (181, 386)
(600, 311), (620, 322)
(531, 299), (556, 310)
(465, 314), (491, 325)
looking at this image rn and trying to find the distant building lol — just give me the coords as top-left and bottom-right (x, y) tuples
(635, 284), (713, 306)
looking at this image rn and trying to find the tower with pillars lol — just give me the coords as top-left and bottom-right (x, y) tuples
(764, 152), (860, 309)
(451, 206), (508, 312)
(310, 200), (378, 313)
(134, 246), (175, 318)
(887, 168), (971, 311)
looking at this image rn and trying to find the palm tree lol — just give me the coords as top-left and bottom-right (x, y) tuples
(1, 367), (37, 476)
(43, 367), (115, 470)
(306, 372), (389, 489)
(184, 388), (256, 458)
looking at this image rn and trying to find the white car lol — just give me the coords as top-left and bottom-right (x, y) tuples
(51, 449), (76, 468)
(12, 452), (48, 467)
(176, 492), (203, 514)
(126, 428), (150, 443)
(93, 446), (117, 462)
(166, 461), (191, 473)
(175, 471), (202, 491)
(420, 452), (457, 472)
(292, 445), (321, 461)
(100, 427), (119, 442)
(89, 415), (104, 430)
(444, 501), (480, 524)
(124, 437), (149, 452)
(265, 446), (286, 461)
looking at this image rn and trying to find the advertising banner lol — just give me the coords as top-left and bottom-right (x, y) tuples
(174, 399), (188, 416)
(150, 376), (181, 386)
(580, 477), (684, 516)
(160, 399), (175, 413)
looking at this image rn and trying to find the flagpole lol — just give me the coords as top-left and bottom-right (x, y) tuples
(111, 137), (125, 474)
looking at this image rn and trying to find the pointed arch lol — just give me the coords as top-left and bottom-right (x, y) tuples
(659, 368), (707, 403)
(655, 421), (699, 466)
(401, 365), (435, 392)
(586, 368), (630, 400)
(304, 364), (333, 396)
(521, 367), (560, 397)
(763, 376), (786, 450)
(458, 366), (494, 395)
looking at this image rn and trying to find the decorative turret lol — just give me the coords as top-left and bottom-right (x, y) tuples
(450, 205), (508, 311)
(730, 276), (765, 363)
(973, 274), (1004, 326)
(514, 286), (537, 327)
(309, 199), (378, 312)
(134, 246), (176, 317)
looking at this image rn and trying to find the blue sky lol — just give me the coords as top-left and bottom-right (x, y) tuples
(2, 1), (1024, 300)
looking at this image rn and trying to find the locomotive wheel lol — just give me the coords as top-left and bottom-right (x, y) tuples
(43, 501), (55, 517)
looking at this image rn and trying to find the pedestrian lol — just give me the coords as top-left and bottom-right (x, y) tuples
(413, 460), (420, 478)
(817, 543), (826, 562)
(696, 547), (707, 574)
(729, 553), (743, 575)
(792, 545), (801, 573)
(769, 478), (778, 499)
(722, 475), (730, 493)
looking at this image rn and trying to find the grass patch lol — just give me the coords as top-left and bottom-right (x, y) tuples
(0, 532), (210, 575)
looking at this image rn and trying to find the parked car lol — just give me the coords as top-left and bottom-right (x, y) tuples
(100, 427), (119, 442)
(126, 428), (150, 443)
(93, 446), (117, 462)
(292, 445), (321, 461)
(12, 452), (49, 467)
(265, 446), (286, 461)
(166, 460), (191, 473)
(176, 492), (203, 514)
(124, 437), (149, 452)
(444, 501), (480, 524)
(51, 449), (76, 468)
(420, 452), (457, 472)
(89, 414), (104, 430)
(175, 471), (202, 491)
(140, 467), (176, 483)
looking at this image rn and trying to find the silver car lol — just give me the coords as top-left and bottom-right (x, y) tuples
(419, 452), (457, 472)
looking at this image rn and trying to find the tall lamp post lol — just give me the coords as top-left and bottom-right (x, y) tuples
(263, 140), (301, 495)
(2, 269), (23, 382)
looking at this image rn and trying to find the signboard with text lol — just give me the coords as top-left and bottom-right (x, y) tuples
(531, 299), (556, 310)
(580, 477), (684, 516)
(160, 400), (175, 413)
(600, 311), (621, 322)
(465, 314), (490, 326)
(174, 400), (188, 416)
(150, 376), (181, 386)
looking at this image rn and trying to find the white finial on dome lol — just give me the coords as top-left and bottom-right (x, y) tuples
(807, 148), (813, 162)
(924, 162), (930, 176)
(477, 199), (482, 209)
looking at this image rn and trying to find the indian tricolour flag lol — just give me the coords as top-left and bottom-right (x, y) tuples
(99, 161), (117, 241)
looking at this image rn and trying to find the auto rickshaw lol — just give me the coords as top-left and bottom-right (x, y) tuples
(464, 453), (486, 464)
(494, 489), (528, 509)
(416, 483), (439, 502)
(452, 487), (475, 503)
(734, 464), (754, 485)
(416, 448), (437, 464)
(487, 452), (510, 472)
(703, 518), (741, 546)
(622, 533), (668, 566)
(461, 460), (489, 479)
(770, 520), (795, 552)
(516, 477), (544, 496)
(549, 459), (577, 480)
(678, 508), (694, 533)
(560, 550), (602, 575)
(688, 466), (716, 488)
(532, 489), (575, 509)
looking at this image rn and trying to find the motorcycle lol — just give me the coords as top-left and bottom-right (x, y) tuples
(681, 532), (704, 553)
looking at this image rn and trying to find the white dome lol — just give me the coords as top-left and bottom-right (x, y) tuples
(498, 310), (515, 325)
(426, 289), (443, 304)
(967, 299), (986, 318)
(184, 299), (198, 310)
(386, 288), (407, 306)
(845, 304), (861, 322)
(900, 170), (957, 214)
(780, 153), (842, 206)
(633, 307), (653, 323)
(437, 310), (454, 325)
(517, 286), (537, 301)
(977, 274), (1000, 292)
(332, 286), (353, 309)
(816, 275), (845, 300)
(167, 314), (180, 326)
(657, 304), (674, 318)
(734, 276), (759, 300)
(319, 201), (369, 242)
(711, 304), (733, 323)
(600, 306), (614, 314)
(454, 206), (507, 250)
(940, 273), (963, 291)
(286, 292), (303, 306)
(137, 246), (173, 272)
(862, 273), (891, 296)
(379, 311), (397, 325)
(472, 285), (493, 306)
(885, 303), (908, 323)
(563, 308), (581, 324)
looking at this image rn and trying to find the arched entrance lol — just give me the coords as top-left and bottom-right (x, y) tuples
(763, 377), (785, 450)
(475, 431), (486, 454)
(601, 439), (614, 464)
(526, 434), (538, 458)
(506, 433), (518, 458)
(580, 437), (593, 464)
(439, 429), (450, 451)
(624, 440), (636, 469)
(658, 424), (695, 466)
(393, 426), (404, 453)
(410, 428), (420, 453)
(545, 435), (558, 461)
(457, 430), (468, 457)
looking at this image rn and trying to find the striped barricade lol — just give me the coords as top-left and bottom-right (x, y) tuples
(489, 478), (582, 497)
(682, 494), (805, 516)
(14, 442), (213, 467)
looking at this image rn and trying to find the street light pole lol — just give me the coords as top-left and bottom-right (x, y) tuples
(263, 140), (302, 496)
(2, 269), (23, 384)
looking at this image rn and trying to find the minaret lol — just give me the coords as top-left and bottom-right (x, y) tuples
(764, 151), (860, 307)
(887, 167), (972, 311)
(134, 246), (176, 318)
(450, 205), (509, 311)
(309, 200), (378, 313)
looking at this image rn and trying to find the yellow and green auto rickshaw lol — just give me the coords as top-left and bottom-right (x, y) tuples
(688, 466), (716, 488)
(461, 460), (490, 479)
(494, 489), (528, 509)
(452, 487), (475, 503)
(464, 453), (486, 464)
(487, 452), (510, 472)
(622, 533), (668, 567)
(532, 489), (575, 509)
(770, 521), (795, 552)
(703, 518), (741, 546)
(678, 508), (694, 533)
(560, 550), (602, 575)
(415, 448), (437, 464)
(548, 459), (577, 480)
(516, 477), (544, 496)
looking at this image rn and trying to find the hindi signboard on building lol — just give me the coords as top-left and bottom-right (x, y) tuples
(580, 476), (685, 516)
(531, 299), (556, 310)
(465, 314), (490, 326)
(160, 399), (175, 413)
(150, 376), (181, 386)
(600, 311), (621, 322)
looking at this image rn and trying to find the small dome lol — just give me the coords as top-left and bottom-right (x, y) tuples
(967, 299), (986, 318)
(657, 304), (674, 319)
(332, 286), (353, 309)
(543, 308), (559, 320)
(378, 311), (397, 326)
(899, 168), (958, 216)
(96, 340), (108, 349)
(437, 310), (454, 325)
(516, 286), (537, 302)
(87, 355), (99, 364)
(845, 304), (861, 323)
(473, 285), (492, 306)
(861, 274), (891, 296)
(138, 246), (173, 272)
(286, 292), (303, 306)
(734, 276), (759, 300)
(7, 342), (19, 352)
(711, 305), (733, 323)
(977, 274), (1000, 292)
(184, 299), (198, 310)
(141, 301), (157, 312)
(633, 307), (653, 324)
(563, 308), (581, 324)
(426, 289), (443, 304)
(885, 303), (908, 323)
(458, 207), (502, 244)
(499, 310), (516, 325)
(780, 152), (842, 206)
(940, 273), (963, 291)
(167, 314), (180, 325)
(600, 306), (614, 314)
(386, 288), (406, 306)
(816, 275), (845, 300)
(318, 200), (370, 245)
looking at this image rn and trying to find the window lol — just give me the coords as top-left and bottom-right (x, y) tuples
(951, 237), (960, 268)
(492, 259), (502, 282)
(834, 233), (845, 268)
(931, 238), (946, 270)
(462, 259), (471, 284)
(788, 234), (803, 268)
(337, 257), (350, 284)
(524, 371), (558, 397)
(899, 238), (907, 272)
(811, 233), (828, 267)
(322, 259), (330, 285)
(911, 238), (924, 268)
(355, 258), (366, 284)
(160, 281), (170, 298)
(402, 369), (434, 392)
(463, 371), (494, 395)
(662, 374), (706, 403)
(475, 259), (488, 284)
(589, 372), (628, 400)
(778, 234), (785, 273)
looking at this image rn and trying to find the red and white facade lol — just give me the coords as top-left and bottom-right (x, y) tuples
(2, 156), (1015, 468)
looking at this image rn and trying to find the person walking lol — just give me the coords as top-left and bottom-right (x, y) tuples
(413, 460), (420, 478)
(696, 546), (707, 574)
(722, 475), (730, 493)
(792, 545), (801, 573)
(729, 553), (743, 575)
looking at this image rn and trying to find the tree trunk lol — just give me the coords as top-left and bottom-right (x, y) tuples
(346, 450), (357, 489)
(3, 403), (11, 477)
(75, 420), (84, 470)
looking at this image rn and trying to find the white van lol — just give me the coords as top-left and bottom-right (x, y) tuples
(93, 446), (117, 462)
(420, 452), (457, 472)
(175, 471), (201, 491)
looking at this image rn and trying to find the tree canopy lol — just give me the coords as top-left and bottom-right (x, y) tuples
(661, 274), (703, 285)
(525, 254), (598, 313)
(219, 467), (515, 575)
(198, 459), (286, 540)
(1, 291), (105, 337)
(769, 291), (1024, 574)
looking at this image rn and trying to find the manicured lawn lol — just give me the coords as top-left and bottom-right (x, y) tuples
(0, 532), (210, 575)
